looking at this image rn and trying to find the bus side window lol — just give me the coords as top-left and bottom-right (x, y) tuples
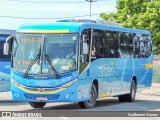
(125, 33), (133, 58)
(113, 32), (121, 58)
(139, 34), (145, 57)
(133, 33), (140, 58)
(104, 31), (121, 58)
(143, 34), (152, 57)
(92, 30), (104, 59)
(104, 31), (110, 58)
(120, 32), (134, 58)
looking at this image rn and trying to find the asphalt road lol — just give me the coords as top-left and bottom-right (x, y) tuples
(0, 92), (160, 120)
(0, 92), (160, 111)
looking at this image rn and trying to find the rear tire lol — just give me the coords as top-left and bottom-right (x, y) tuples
(29, 102), (46, 108)
(78, 84), (97, 108)
(127, 80), (136, 102)
(118, 80), (136, 102)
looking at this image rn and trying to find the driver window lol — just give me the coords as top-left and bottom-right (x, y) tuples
(80, 29), (91, 74)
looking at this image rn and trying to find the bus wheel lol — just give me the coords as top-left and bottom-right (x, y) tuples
(29, 102), (46, 108)
(126, 80), (136, 102)
(78, 84), (97, 108)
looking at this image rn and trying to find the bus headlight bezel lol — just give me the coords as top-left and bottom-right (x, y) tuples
(11, 78), (24, 87)
(61, 78), (78, 88)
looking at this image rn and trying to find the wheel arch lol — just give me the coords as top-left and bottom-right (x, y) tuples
(92, 79), (98, 98)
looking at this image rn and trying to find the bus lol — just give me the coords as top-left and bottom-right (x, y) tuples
(3, 19), (152, 108)
(0, 29), (15, 92)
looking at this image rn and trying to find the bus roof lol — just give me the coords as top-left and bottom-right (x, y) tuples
(17, 22), (151, 35)
(0, 29), (15, 35)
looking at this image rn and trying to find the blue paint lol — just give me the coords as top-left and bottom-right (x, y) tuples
(17, 22), (151, 35)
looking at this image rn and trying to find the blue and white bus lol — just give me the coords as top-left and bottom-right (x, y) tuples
(0, 29), (15, 92)
(4, 19), (152, 108)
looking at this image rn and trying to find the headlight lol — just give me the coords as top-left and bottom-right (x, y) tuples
(61, 79), (77, 88)
(11, 78), (23, 87)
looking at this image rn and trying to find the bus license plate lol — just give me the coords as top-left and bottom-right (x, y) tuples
(36, 97), (48, 101)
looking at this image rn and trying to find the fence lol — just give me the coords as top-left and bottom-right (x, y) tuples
(152, 58), (160, 83)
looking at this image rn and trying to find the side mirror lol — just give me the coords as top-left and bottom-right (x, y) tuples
(3, 43), (9, 55)
(3, 35), (15, 55)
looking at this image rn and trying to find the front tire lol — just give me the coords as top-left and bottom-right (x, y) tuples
(78, 84), (97, 108)
(29, 102), (46, 108)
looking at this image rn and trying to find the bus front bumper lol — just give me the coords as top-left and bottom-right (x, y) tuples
(11, 80), (79, 102)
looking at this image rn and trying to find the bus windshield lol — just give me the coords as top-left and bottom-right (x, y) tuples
(12, 33), (78, 75)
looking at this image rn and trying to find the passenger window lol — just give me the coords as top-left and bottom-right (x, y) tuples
(92, 30), (104, 59)
(143, 35), (152, 57)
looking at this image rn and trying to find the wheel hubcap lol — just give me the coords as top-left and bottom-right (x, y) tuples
(90, 90), (95, 103)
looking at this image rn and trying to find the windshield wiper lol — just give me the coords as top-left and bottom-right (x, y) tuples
(44, 53), (61, 79)
(23, 46), (41, 78)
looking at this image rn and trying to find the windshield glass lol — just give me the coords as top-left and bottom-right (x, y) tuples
(12, 33), (78, 74)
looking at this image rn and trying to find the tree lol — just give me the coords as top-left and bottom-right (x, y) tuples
(100, 0), (160, 54)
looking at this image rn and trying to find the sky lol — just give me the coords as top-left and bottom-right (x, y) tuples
(0, 0), (117, 30)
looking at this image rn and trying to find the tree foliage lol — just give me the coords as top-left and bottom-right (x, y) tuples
(100, 0), (160, 54)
